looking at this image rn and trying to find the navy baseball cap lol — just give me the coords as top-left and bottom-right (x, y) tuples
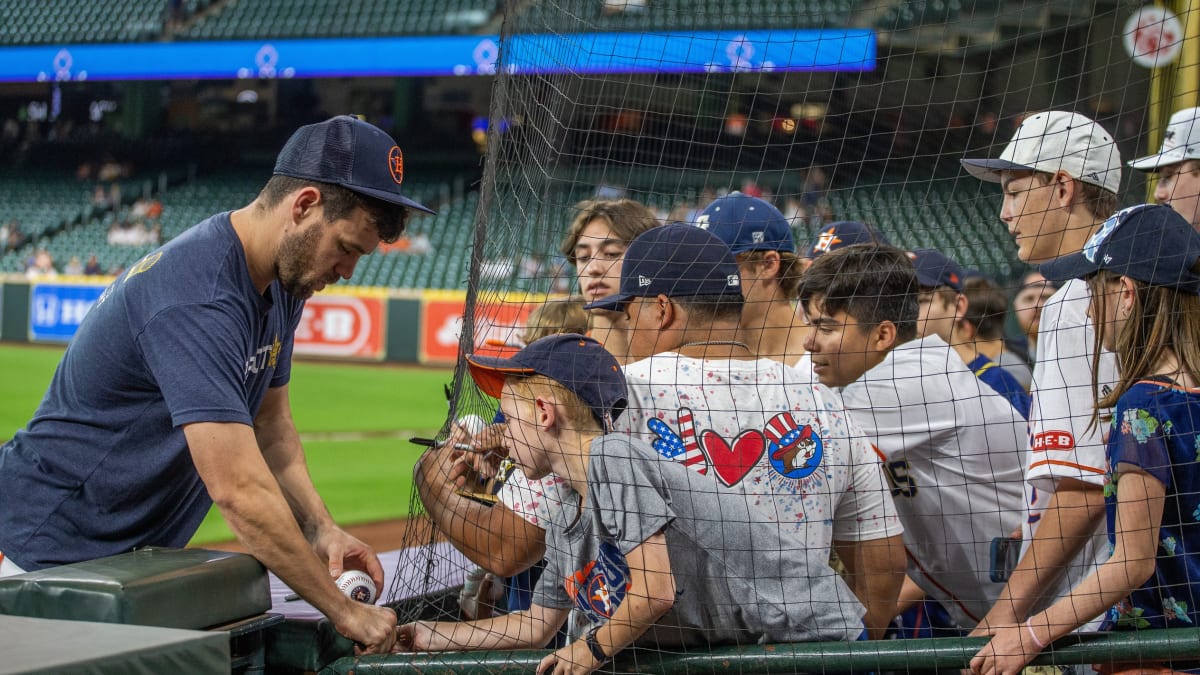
(1040, 204), (1200, 294)
(805, 221), (891, 259)
(467, 334), (627, 430)
(910, 248), (965, 292)
(583, 222), (742, 312)
(274, 115), (435, 214)
(696, 191), (795, 254)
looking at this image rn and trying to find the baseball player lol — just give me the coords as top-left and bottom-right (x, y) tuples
(961, 110), (1121, 634)
(799, 244), (1029, 631)
(0, 116), (432, 654)
(1128, 107), (1200, 230)
(588, 223), (906, 639)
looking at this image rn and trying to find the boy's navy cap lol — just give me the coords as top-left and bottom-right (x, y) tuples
(696, 191), (795, 254)
(1040, 204), (1200, 294)
(805, 221), (890, 259)
(909, 248), (965, 292)
(274, 115), (436, 215)
(467, 334), (627, 430)
(584, 222), (742, 312)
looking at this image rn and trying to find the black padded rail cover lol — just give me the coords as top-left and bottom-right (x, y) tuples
(0, 547), (269, 629)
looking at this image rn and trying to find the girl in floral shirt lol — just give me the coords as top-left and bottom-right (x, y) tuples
(971, 204), (1200, 675)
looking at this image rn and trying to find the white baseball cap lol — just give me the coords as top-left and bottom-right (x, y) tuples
(960, 110), (1122, 194)
(1128, 107), (1200, 171)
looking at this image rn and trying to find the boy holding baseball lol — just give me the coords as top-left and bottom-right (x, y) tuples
(395, 333), (865, 673)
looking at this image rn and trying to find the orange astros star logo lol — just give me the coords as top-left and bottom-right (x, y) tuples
(388, 146), (404, 185)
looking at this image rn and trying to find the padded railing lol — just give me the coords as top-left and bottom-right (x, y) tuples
(319, 628), (1200, 674)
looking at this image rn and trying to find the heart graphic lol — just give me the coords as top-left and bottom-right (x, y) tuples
(699, 429), (766, 487)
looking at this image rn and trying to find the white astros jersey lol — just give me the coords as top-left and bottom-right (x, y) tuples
(1025, 278), (1116, 619)
(614, 353), (903, 560)
(840, 335), (1028, 629)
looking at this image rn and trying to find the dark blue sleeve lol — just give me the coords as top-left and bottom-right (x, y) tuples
(1109, 386), (1173, 488)
(136, 303), (257, 427)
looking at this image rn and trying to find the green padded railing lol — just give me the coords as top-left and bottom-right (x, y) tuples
(319, 628), (1200, 674)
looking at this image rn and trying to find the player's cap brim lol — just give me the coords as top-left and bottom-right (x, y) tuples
(583, 292), (632, 312)
(466, 355), (535, 399)
(1128, 148), (1191, 172)
(345, 182), (437, 214)
(960, 158), (1035, 183)
(1038, 251), (1097, 284)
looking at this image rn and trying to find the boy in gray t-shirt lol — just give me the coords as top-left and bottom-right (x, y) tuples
(396, 334), (865, 673)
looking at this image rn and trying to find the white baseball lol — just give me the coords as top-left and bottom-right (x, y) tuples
(336, 570), (378, 604)
(457, 414), (487, 436)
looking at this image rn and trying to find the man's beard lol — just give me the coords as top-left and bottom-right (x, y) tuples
(275, 220), (326, 299)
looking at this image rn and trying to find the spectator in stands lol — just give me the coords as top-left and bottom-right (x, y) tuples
(4, 221), (24, 253)
(697, 191), (808, 367)
(909, 248), (1030, 416)
(593, 224), (905, 639)
(1010, 270), (1057, 361)
(799, 243), (1029, 633)
(961, 110), (1121, 637)
(25, 249), (57, 279)
(91, 185), (111, 210)
(1128, 107), (1200, 231)
(0, 116), (435, 655)
(398, 334), (868, 666)
(63, 255), (84, 276)
(83, 254), (102, 276)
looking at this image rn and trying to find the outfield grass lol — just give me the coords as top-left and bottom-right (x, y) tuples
(0, 342), (455, 544)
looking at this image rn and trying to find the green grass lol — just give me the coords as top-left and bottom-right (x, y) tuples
(0, 342), (455, 545)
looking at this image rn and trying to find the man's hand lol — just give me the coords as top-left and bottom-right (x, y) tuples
(333, 601), (399, 655)
(312, 526), (386, 596)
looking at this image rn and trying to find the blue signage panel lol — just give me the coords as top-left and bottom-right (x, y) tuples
(0, 30), (874, 82)
(29, 283), (106, 342)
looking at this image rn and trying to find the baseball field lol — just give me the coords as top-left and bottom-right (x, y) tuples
(0, 342), (456, 545)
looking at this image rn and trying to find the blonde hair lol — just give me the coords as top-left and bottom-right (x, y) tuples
(521, 299), (590, 345)
(1089, 271), (1200, 423)
(507, 374), (601, 433)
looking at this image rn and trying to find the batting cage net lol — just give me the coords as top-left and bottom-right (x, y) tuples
(387, 0), (1200, 671)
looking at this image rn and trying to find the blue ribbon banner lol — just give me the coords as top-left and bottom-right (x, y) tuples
(0, 30), (875, 82)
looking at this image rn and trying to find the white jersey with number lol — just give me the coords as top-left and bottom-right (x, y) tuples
(840, 334), (1028, 629)
(614, 353), (903, 561)
(1025, 278), (1116, 616)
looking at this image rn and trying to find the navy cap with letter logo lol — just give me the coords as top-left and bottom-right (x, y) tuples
(583, 222), (742, 311)
(909, 248), (965, 292)
(274, 115), (435, 214)
(467, 334), (628, 430)
(696, 191), (795, 254)
(1040, 204), (1200, 294)
(805, 221), (891, 259)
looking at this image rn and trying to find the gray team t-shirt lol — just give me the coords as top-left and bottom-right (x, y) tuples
(532, 434), (865, 647)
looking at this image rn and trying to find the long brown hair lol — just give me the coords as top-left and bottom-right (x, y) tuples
(1089, 271), (1200, 426)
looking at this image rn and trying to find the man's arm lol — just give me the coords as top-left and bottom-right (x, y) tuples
(413, 440), (547, 577)
(253, 386), (382, 585)
(834, 535), (906, 639)
(537, 531), (675, 675)
(184, 419), (397, 654)
(971, 477), (1106, 634)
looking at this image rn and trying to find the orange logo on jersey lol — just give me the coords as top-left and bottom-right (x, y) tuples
(387, 146), (404, 184)
(1032, 431), (1075, 451)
